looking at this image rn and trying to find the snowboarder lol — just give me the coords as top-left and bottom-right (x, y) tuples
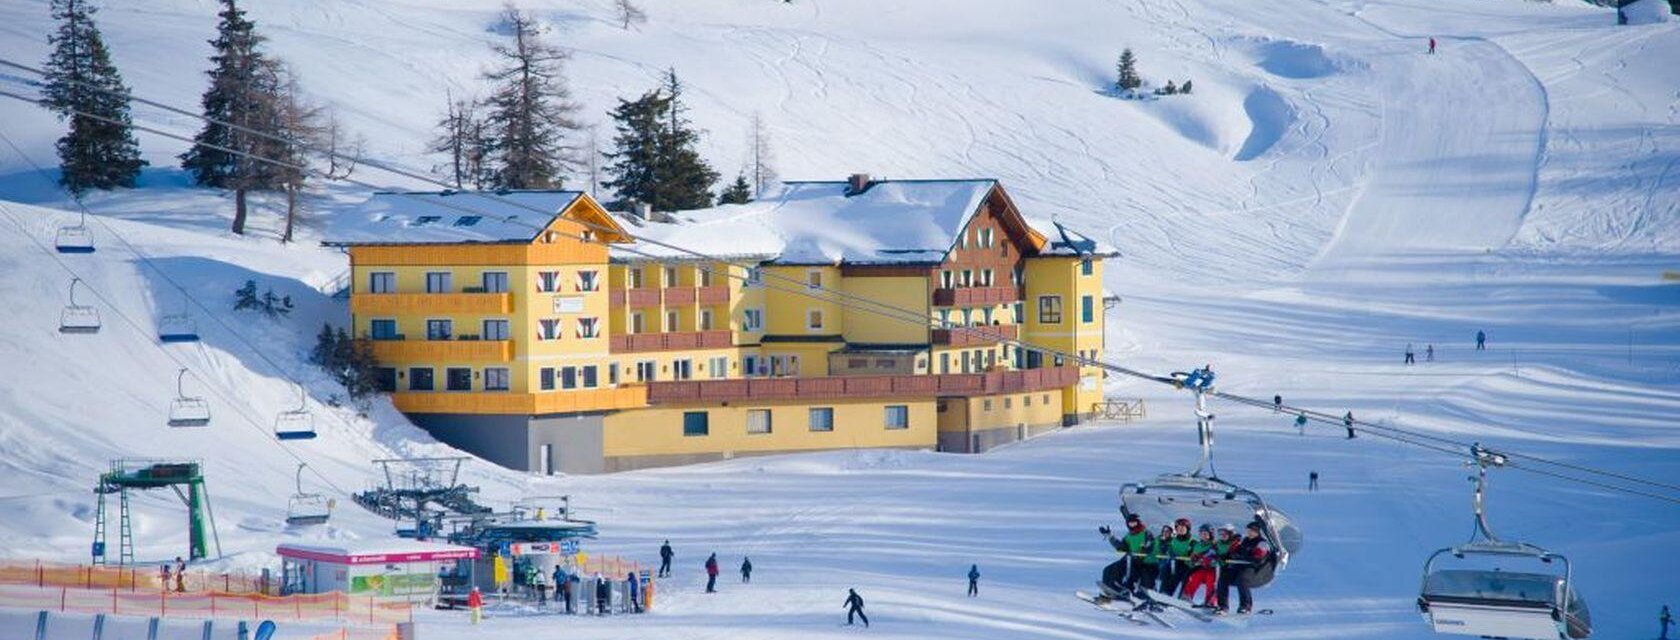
(1181, 525), (1220, 608)
(627, 571), (642, 613)
(658, 540), (674, 577)
(1405, 343), (1415, 365)
(1309, 471), (1319, 491)
(843, 588), (869, 627)
(1216, 522), (1270, 615)
(967, 564), (980, 597)
(1662, 604), (1673, 640)
(1294, 413), (1308, 435)
(468, 585), (484, 624)
(1428, 37), (1436, 54)
(741, 557), (753, 583)
(1272, 394), (1283, 412)
(704, 553), (720, 593)
(1344, 411), (1357, 439)
(174, 557), (186, 592)
(1476, 330), (1487, 351)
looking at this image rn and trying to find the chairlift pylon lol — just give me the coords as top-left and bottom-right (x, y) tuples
(54, 211), (94, 254)
(157, 297), (200, 343)
(274, 383), (316, 440)
(1116, 384), (1303, 588)
(285, 463), (332, 526)
(58, 278), (102, 334)
(1417, 444), (1591, 639)
(166, 368), (211, 428)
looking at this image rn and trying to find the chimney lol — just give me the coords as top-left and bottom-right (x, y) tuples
(845, 173), (871, 196)
(633, 201), (653, 220)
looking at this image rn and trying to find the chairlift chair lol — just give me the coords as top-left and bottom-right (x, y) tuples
(1117, 386), (1302, 587)
(157, 298), (200, 343)
(167, 368), (212, 427)
(274, 383), (316, 440)
(54, 212), (94, 253)
(1417, 446), (1591, 639)
(285, 463), (333, 526)
(58, 278), (101, 334)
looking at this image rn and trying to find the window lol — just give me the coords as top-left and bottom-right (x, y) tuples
(560, 367), (578, 390)
(426, 319), (453, 341)
(672, 359), (693, 381)
(369, 272), (396, 293)
(884, 405), (909, 430)
(484, 368), (510, 391)
(1043, 393), (1051, 404)
(1081, 258), (1094, 276)
(663, 266), (679, 287)
(540, 367), (556, 391)
(983, 398), (993, 411)
(483, 319), (510, 341)
(577, 317), (599, 338)
(1004, 397), (1013, 409)
(746, 409), (772, 435)
(745, 268), (763, 288)
(1024, 394), (1032, 407)
(1081, 295), (1095, 323)
(743, 309), (764, 331)
(960, 230), (969, 249)
(980, 228), (994, 248)
(425, 272), (452, 293)
(700, 309), (714, 331)
(581, 365), (598, 388)
(408, 367), (434, 391)
(370, 319), (398, 340)
(743, 356), (768, 377)
(708, 357), (728, 378)
(446, 367), (472, 391)
(1012, 264), (1024, 286)
(1038, 296), (1063, 324)
(609, 363), (619, 386)
(1013, 302), (1024, 324)
(808, 407), (834, 432)
(577, 270), (600, 292)
(629, 313), (645, 334)
(940, 352), (950, 374)
(961, 270), (973, 287)
(983, 308), (995, 324)
(682, 411), (709, 437)
(628, 268), (644, 289)
(537, 319), (561, 341)
(806, 270), (822, 289)
(414, 215), (441, 226)
(635, 360), (656, 382)
(698, 268), (713, 287)
(453, 215), (481, 227)
(807, 309), (824, 331)
(940, 270), (954, 289)
(481, 271), (509, 293)
(665, 310), (680, 332)
(537, 271), (559, 293)
(980, 268), (993, 286)
(374, 368), (397, 393)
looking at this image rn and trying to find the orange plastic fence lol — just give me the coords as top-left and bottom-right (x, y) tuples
(0, 583), (412, 625)
(0, 560), (271, 595)
(307, 628), (400, 640)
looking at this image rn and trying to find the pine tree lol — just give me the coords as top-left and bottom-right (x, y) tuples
(1162, 80), (1178, 95)
(42, 0), (146, 194)
(602, 69), (719, 210)
(1181, 79), (1193, 94)
(719, 174), (752, 204)
(233, 279), (259, 311)
(1116, 48), (1141, 92)
(480, 6), (582, 189)
(601, 89), (666, 208)
(180, 0), (285, 235)
(309, 323), (336, 366)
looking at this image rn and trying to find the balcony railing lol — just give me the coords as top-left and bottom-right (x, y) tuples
(932, 286), (1022, 307)
(352, 292), (512, 314)
(609, 330), (733, 353)
(391, 386), (647, 415)
(608, 288), (662, 308)
(696, 285), (730, 305)
(931, 324), (1018, 347)
(662, 287), (696, 305)
(370, 338), (514, 362)
(645, 365), (1078, 405)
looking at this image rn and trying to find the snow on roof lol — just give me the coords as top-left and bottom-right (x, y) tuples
(277, 539), (480, 564)
(612, 179), (999, 264)
(1024, 215), (1120, 257)
(322, 190), (583, 246)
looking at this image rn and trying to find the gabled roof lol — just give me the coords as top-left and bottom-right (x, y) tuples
(322, 190), (590, 246)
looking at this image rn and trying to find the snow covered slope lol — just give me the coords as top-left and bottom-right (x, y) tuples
(1, 0), (1677, 638)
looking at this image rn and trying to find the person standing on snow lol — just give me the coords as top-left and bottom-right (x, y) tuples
(1309, 471), (1319, 491)
(704, 553), (720, 593)
(843, 588), (869, 627)
(627, 571), (642, 613)
(558, 568), (574, 614)
(1476, 330), (1487, 351)
(1216, 522), (1270, 615)
(1660, 604), (1673, 639)
(1428, 37), (1437, 54)
(174, 557), (186, 592)
(967, 564), (981, 597)
(467, 585), (484, 624)
(1405, 343), (1416, 365)
(741, 557), (753, 583)
(658, 540), (674, 577)
(594, 572), (609, 615)
(1343, 411), (1357, 439)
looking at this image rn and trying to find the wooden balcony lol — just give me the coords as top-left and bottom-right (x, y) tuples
(608, 288), (662, 308)
(352, 292), (512, 314)
(392, 386), (648, 415)
(370, 338), (514, 362)
(645, 366), (1078, 405)
(662, 287), (696, 305)
(932, 286), (1021, 307)
(932, 324), (1018, 347)
(696, 285), (730, 305)
(609, 330), (733, 353)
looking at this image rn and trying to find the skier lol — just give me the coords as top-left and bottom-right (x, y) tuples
(1662, 604), (1673, 640)
(1294, 413), (1308, 436)
(558, 567), (574, 614)
(594, 572), (609, 615)
(159, 563), (171, 591)
(1309, 471), (1319, 491)
(468, 585), (484, 624)
(1161, 518), (1194, 596)
(967, 564), (980, 597)
(1476, 330), (1487, 351)
(1181, 525), (1220, 609)
(1405, 343), (1415, 365)
(741, 557), (753, 584)
(174, 557), (186, 592)
(532, 565), (548, 606)
(627, 571), (642, 613)
(1426, 344), (1435, 362)
(658, 540), (674, 577)
(1343, 411), (1357, 439)
(843, 588), (869, 627)
(1099, 513), (1156, 597)
(704, 553), (720, 593)
(1216, 522), (1270, 615)
(1428, 36), (1436, 54)
(1154, 524), (1177, 593)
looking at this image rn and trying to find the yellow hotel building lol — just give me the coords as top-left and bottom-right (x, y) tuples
(325, 176), (1115, 473)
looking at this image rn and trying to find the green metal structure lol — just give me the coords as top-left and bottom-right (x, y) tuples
(92, 460), (220, 565)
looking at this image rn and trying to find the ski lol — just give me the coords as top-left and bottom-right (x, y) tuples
(1077, 591), (1151, 626)
(1142, 589), (1272, 627)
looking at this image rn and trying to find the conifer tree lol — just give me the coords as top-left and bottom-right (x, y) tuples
(180, 0), (285, 235)
(719, 174), (752, 204)
(42, 0), (145, 194)
(480, 5), (581, 189)
(1116, 48), (1142, 92)
(602, 68), (719, 210)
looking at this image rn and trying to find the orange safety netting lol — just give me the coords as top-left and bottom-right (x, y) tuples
(0, 559), (272, 594)
(0, 583), (412, 625)
(307, 628), (401, 640)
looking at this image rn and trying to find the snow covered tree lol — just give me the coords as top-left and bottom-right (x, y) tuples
(746, 111), (777, 196)
(1161, 80), (1177, 95)
(602, 69), (719, 211)
(1115, 48), (1142, 92)
(41, 0), (145, 194)
(1181, 79), (1193, 94)
(429, 91), (485, 189)
(719, 174), (752, 204)
(614, 0), (647, 29)
(479, 5), (582, 189)
(180, 0), (290, 235)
